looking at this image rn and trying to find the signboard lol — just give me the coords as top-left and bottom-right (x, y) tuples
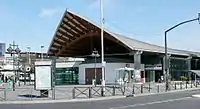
(145, 64), (162, 70)
(35, 60), (52, 90)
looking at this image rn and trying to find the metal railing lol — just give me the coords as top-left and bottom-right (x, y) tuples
(0, 81), (199, 101)
(72, 86), (124, 99)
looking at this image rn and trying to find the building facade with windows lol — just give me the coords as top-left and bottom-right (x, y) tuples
(0, 43), (5, 58)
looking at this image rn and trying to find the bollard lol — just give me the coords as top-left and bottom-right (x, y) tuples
(157, 85), (159, 93)
(89, 87), (92, 98)
(12, 80), (15, 91)
(101, 86), (104, 97)
(72, 87), (75, 99)
(196, 82), (198, 88)
(180, 82), (182, 89)
(148, 83), (151, 93)
(186, 82), (187, 89)
(52, 87), (56, 100)
(4, 88), (7, 101)
(30, 89), (33, 101)
(112, 86), (115, 96)
(175, 83), (177, 90)
(191, 81), (193, 88)
(141, 84), (143, 93)
(123, 85), (125, 95)
(165, 83), (168, 92)
(132, 84), (135, 94)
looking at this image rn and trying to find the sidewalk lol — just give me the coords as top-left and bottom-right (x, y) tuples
(0, 87), (200, 104)
(0, 82), (199, 102)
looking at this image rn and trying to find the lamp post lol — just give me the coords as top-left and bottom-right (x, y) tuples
(194, 59), (198, 85)
(7, 41), (21, 91)
(100, 0), (106, 96)
(27, 47), (31, 65)
(91, 49), (100, 86)
(41, 45), (44, 60)
(164, 13), (200, 91)
(27, 47), (31, 85)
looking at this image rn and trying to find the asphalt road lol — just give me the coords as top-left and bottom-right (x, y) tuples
(1, 89), (200, 109)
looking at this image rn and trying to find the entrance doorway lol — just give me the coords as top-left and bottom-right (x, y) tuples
(85, 68), (102, 84)
(155, 70), (163, 82)
(145, 70), (163, 82)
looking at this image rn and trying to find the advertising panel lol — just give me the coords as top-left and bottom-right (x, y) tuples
(35, 60), (52, 90)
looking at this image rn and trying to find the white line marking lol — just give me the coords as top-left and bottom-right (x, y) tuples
(0, 96), (126, 104)
(110, 97), (191, 109)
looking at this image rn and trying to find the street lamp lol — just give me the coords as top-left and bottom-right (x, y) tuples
(194, 59), (199, 85)
(164, 13), (200, 91)
(100, 0), (106, 96)
(26, 47), (31, 85)
(91, 49), (100, 86)
(7, 41), (21, 91)
(27, 47), (31, 65)
(41, 45), (44, 60)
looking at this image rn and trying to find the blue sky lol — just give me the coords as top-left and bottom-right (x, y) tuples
(0, 0), (200, 52)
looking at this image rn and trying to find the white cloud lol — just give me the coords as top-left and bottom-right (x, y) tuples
(39, 8), (63, 18)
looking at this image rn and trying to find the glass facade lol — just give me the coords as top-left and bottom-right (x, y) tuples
(55, 67), (79, 85)
(169, 58), (188, 81)
(145, 71), (155, 82)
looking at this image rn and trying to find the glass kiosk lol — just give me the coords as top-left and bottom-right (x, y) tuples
(115, 67), (141, 85)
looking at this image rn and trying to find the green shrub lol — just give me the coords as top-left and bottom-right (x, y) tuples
(180, 76), (188, 81)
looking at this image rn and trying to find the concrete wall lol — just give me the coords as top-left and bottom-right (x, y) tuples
(79, 62), (145, 84)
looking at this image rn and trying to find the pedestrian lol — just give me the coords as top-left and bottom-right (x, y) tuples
(2, 74), (4, 82)
(5, 76), (8, 83)
(158, 78), (161, 83)
(161, 76), (164, 83)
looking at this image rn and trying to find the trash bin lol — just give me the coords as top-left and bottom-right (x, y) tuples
(92, 79), (96, 85)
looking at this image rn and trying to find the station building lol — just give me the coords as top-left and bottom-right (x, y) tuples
(47, 9), (200, 85)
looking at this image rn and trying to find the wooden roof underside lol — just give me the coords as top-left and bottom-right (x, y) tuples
(47, 10), (131, 57)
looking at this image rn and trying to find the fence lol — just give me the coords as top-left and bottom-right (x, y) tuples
(0, 81), (199, 101)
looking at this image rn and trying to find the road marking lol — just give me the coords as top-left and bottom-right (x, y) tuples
(110, 97), (191, 109)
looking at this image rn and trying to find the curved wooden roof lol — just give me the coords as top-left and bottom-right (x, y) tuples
(48, 9), (200, 57)
(47, 9), (131, 57)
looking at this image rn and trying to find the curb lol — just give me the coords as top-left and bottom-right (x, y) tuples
(125, 88), (200, 98)
(0, 96), (126, 104)
(192, 95), (200, 98)
(0, 88), (199, 104)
